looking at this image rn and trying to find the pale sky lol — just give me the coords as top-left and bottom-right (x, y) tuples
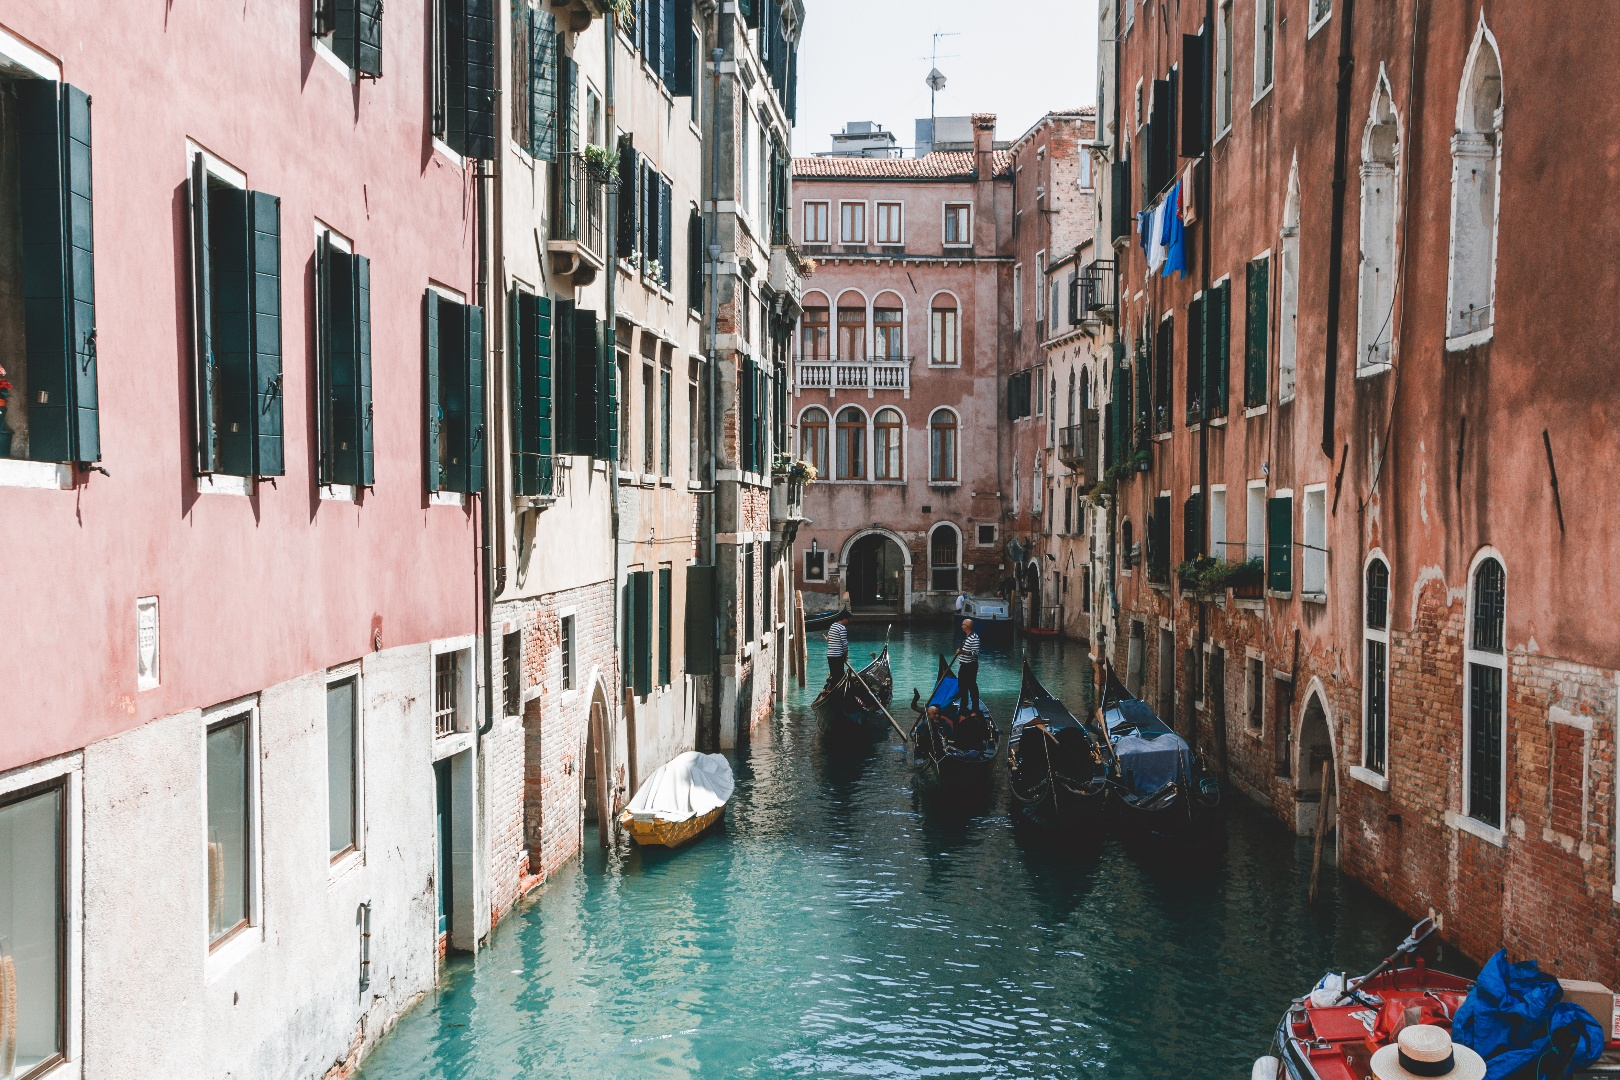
(791, 0), (1101, 157)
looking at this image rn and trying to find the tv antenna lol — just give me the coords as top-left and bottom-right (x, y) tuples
(923, 31), (960, 139)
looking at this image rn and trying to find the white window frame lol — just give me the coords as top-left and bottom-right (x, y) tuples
(871, 405), (906, 483)
(1035, 250), (1047, 323)
(803, 547), (828, 582)
(927, 521), (963, 593)
(1245, 480), (1267, 562)
(430, 636), (479, 758)
(942, 203), (972, 247)
(1253, 0), (1275, 102)
(1278, 156), (1301, 403)
(202, 695), (264, 974)
(1013, 264), (1023, 331)
(838, 200), (866, 245)
(1244, 648), (1265, 733)
(1357, 68), (1401, 377)
(314, 222), (360, 502)
(326, 662), (366, 871)
(802, 200), (829, 244)
(1301, 484), (1327, 600)
(928, 291), (961, 367)
(874, 201), (904, 245)
(1351, 551), (1392, 791)
(976, 523), (998, 547)
(1455, 548), (1507, 845)
(1209, 485), (1227, 562)
(1215, 0), (1234, 136)
(1307, 0), (1332, 39)
(1444, 16), (1503, 353)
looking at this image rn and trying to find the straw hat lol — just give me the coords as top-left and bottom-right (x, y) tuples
(1370, 1025), (1486, 1080)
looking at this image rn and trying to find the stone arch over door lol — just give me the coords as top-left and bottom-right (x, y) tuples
(581, 674), (615, 850)
(1293, 677), (1337, 837)
(839, 527), (913, 614)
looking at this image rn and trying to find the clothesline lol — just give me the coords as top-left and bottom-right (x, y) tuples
(1136, 170), (1195, 281)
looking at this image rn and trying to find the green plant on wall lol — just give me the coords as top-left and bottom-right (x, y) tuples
(1174, 555), (1264, 596)
(581, 143), (618, 181)
(1087, 449), (1151, 506)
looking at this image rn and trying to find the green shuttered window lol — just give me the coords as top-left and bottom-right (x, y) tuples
(189, 155), (283, 479)
(1267, 494), (1293, 593)
(657, 566), (672, 687)
(1246, 256), (1269, 408)
(510, 287), (554, 496)
(422, 289), (486, 493)
(628, 569), (653, 697)
(1146, 493), (1171, 584)
(15, 80), (99, 465)
(440, 0), (498, 159)
(330, 0), (384, 77)
(318, 240), (373, 487)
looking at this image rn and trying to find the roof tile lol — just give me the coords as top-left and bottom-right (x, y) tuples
(792, 150), (1014, 181)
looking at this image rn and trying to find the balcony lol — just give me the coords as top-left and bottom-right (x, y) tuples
(547, 0), (614, 32)
(770, 475), (805, 523)
(546, 154), (606, 286)
(768, 243), (804, 318)
(795, 356), (912, 397)
(1079, 259), (1116, 323)
(1058, 413), (1100, 484)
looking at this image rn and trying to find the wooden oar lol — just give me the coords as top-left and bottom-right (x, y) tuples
(851, 667), (910, 743)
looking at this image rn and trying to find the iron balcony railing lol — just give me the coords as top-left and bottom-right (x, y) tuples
(1079, 259), (1116, 317)
(551, 154), (606, 257)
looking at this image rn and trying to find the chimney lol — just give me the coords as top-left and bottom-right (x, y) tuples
(971, 112), (996, 174)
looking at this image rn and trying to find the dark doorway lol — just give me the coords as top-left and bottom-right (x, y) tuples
(434, 759), (452, 941)
(1296, 692), (1335, 838)
(846, 533), (906, 611)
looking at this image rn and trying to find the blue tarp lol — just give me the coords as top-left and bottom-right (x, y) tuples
(1104, 699), (1193, 797)
(1452, 950), (1605, 1079)
(926, 671), (962, 718)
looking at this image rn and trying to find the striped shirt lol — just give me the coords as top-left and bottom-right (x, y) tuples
(956, 632), (981, 665)
(826, 622), (849, 657)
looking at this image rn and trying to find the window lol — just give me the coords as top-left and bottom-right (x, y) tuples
(660, 364), (672, 476)
(207, 710), (253, 945)
(617, 354), (632, 467)
(625, 570), (653, 694)
(560, 615), (575, 690)
(189, 153), (284, 481)
(423, 289), (488, 492)
(800, 406), (829, 476)
(315, 0), (384, 74)
(509, 287), (554, 497)
(739, 108), (751, 216)
(1302, 486), (1327, 597)
(0, 779), (67, 1075)
(642, 364), (655, 473)
(316, 229), (373, 490)
(943, 203), (971, 246)
(930, 296), (959, 366)
(1209, 486), (1227, 560)
(434, 651), (462, 736)
(1078, 153), (1093, 190)
(1124, 0), (1134, 33)
(1245, 256), (1269, 408)
(1464, 555), (1506, 829)
(1064, 487), (1073, 534)
(1278, 159), (1300, 401)
(1216, 0), (1233, 132)
(975, 524), (997, 547)
(929, 524), (961, 592)
(1153, 316), (1174, 434)
(327, 676), (359, 857)
(743, 545), (756, 643)
(688, 360), (703, 484)
(502, 631), (522, 717)
(1007, 370), (1033, 420)
(508, 3), (557, 157)
(658, 566), (672, 688)
(838, 201), (866, 245)
(873, 407), (903, 480)
(1035, 367), (1046, 417)
(801, 304), (829, 360)
(0, 76), (100, 468)
(1266, 493), (1293, 593)
(1309, 0), (1331, 34)
(835, 406), (866, 480)
(1035, 251), (1047, 323)
(1359, 77), (1399, 370)
(1012, 265), (1023, 331)
(1363, 557), (1390, 776)
(873, 296), (904, 360)
(1146, 493), (1171, 584)
(432, 0), (499, 158)
(875, 201), (903, 245)
(836, 296), (867, 361)
(1246, 654), (1264, 731)
(1246, 481), (1266, 561)
(804, 548), (827, 582)
(1254, 0), (1275, 97)
(738, 356), (768, 475)
(687, 207), (703, 311)
(803, 201), (829, 244)
(1446, 21), (1502, 349)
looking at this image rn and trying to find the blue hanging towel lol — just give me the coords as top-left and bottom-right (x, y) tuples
(1451, 950), (1606, 1079)
(1161, 183), (1188, 280)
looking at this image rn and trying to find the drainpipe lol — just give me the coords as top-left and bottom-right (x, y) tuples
(605, 12), (626, 820)
(705, 26), (726, 749)
(1190, 0), (1213, 759)
(478, 158), (496, 742)
(1320, 0), (1359, 459)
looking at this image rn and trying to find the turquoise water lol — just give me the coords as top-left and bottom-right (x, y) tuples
(358, 627), (1445, 1079)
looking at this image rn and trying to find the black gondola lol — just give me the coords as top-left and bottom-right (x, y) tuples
(1007, 662), (1111, 833)
(813, 647), (894, 743)
(908, 656), (1001, 791)
(1100, 674), (1221, 837)
(804, 609), (839, 633)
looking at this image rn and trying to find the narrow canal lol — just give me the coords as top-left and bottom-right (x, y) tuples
(359, 626), (1451, 1078)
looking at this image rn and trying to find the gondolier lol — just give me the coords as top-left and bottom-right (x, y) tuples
(955, 619), (982, 716)
(825, 609), (851, 682)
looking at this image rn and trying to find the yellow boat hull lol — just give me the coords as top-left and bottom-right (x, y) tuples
(618, 804), (726, 848)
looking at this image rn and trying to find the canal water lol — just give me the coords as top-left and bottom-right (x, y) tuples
(358, 626), (1449, 1079)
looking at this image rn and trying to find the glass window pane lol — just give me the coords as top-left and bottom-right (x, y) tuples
(1468, 663), (1503, 827)
(328, 679), (357, 856)
(207, 717), (250, 943)
(0, 785), (62, 1072)
(1471, 558), (1505, 652)
(1364, 641), (1386, 773)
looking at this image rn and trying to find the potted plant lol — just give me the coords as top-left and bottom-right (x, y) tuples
(0, 363), (13, 457)
(581, 143), (618, 184)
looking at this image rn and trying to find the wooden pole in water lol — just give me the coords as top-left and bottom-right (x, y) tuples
(794, 590), (808, 687)
(1308, 758), (1333, 905)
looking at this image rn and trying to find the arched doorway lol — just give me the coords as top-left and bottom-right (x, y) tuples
(845, 531), (907, 612)
(582, 681), (612, 849)
(1295, 687), (1336, 838)
(1023, 559), (1043, 628)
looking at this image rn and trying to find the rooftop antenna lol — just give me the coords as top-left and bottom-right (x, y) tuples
(923, 31), (959, 151)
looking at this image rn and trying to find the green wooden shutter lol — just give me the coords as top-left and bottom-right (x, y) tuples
(461, 0), (498, 159)
(210, 187), (253, 478)
(1185, 293), (1204, 425)
(354, 254), (373, 486)
(333, 0), (359, 66)
(424, 290), (441, 491)
(1212, 279), (1230, 418)
(554, 297), (576, 454)
(530, 12), (558, 159)
(659, 175), (673, 288)
(658, 566), (672, 686)
(511, 289), (554, 496)
(1267, 494), (1293, 592)
(509, 288), (529, 493)
(757, 364), (769, 472)
(572, 307), (599, 457)
(535, 295), (553, 484)
(248, 191), (284, 477)
(603, 319), (618, 462)
(328, 247), (358, 484)
(188, 154), (216, 472)
(616, 136), (637, 259)
(466, 303), (485, 493)
(622, 578), (635, 689)
(684, 564), (716, 674)
(1246, 258), (1269, 408)
(633, 570), (653, 696)
(671, 0), (694, 95)
(740, 358), (756, 470)
(355, 0), (383, 77)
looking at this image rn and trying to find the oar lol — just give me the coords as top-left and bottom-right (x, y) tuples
(851, 667), (910, 743)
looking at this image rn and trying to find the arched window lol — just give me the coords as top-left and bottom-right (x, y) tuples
(1464, 554), (1506, 829)
(836, 292), (867, 361)
(1278, 155), (1301, 401)
(873, 292), (904, 360)
(799, 406), (828, 477)
(929, 295), (959, 366)
(1362, 556), (1390, 776)
(835, 406), (866, 480)
(929, 523), (960, 592)
(873, 407), (903, 480)
(800, 295), (829, 361)
(1067, 370), (1077, 425)
(928, 408), (958, 482)
(1446, 20), (1502, 347)
(1358, 73), (1400, 370)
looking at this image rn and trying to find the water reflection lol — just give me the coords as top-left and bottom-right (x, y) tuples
(358, 625), (1430, 1080)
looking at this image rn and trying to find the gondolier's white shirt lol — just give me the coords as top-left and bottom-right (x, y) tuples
(956, 633), (981, 664)
(826, 622), (849, 657)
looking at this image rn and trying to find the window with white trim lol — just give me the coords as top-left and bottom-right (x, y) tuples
(1209, 486), (1227, 561)
(1013, 265), (1023, 331)
(803, 548), (827, 582)
(943, 203), (971, 246)
(929, 523), (961, 592)
(1278, 157), (1301, 401)
(327, 673), (360, 859)
(0, 777), (68, 1075)
(1445, 21), (1502, 348)
(875, 201), (903, 245)
(1358, 75), (1399, 370)
(802, 201), (829, 244)
(1363, 556), (1390, 776)
(930, 296), (959, 366)
(1216, 0), (1233, 132)
(1309, 0), (1331, 34)
(929, 408), (958, 482)
(206, 708), (254, 946)
(1035, 251), (1047, 323)
(1254, 0), (1275, 98)
(1302, 486), (1327, 598)
(1464, 554), (1506, 830)
(1245, 480), (1266, 562)
(838, 200), (865, 245)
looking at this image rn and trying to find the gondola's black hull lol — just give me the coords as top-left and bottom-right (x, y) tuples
(1108, 785), (1222, 839)
(1010, 777), (1109, 833)
(815, 649), (893, 748)
(911, 744), (1000, 793)
(815, 701), (889, 743)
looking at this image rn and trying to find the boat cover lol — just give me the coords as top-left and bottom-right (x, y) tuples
(1104, 698), (1193, 797)
(1452, 949), (1605, 1078)
(624, 751), (735, 824)
(926, 668), (965, 718)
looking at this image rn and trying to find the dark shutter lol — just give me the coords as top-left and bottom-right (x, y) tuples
(616, 135), (637, 259)
(424, 290), (441, 490)
(671, 0), (694, 95)
(1134, 339), (1149, 443)
(1183, 492), (1203, 562)
(658, 566), (672, 686)
(633, 570), (653, 697)
(19, 81), (99, 465)
(1245, 258), (1269, 408)
(355, 0), (383, 77)
(354, 254), (373, 485)
(534, 294), (553, 478)
(210, 187), (254, 478)
(656, 0), (673, 83)
(554, 297), (576, 454)
(1110, 159), (1131, 240)
(466, 303), (485, 493)
(1212, 278), (1230, 418)
(530, 13), (558, 160)
(572, 307), (599, 456)
(461, 0), (497, 159)
(1267, 495), (1292, 592)
(785, 42), (798, 123)
(248, 192), (284, 477)
(741, 0), (758, 29)
(688, 208), (703, 311)
(684, 564), (716, 674)
(740, 358), (756, 471)
(333, 0), (359, 66)
(328, 247), (359, 484)
(1181, 32), (1207, 157)
(600, 319), (617, 461)
(637, 160), (651, 267)
(511, 289), (547, 495)
(188, 154), (216, 473)
(1186, 293), (1204, 424)
(659, 175), (673, 288)
(1149, 79), (1171, 195)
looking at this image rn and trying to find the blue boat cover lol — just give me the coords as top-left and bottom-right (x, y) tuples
(1104, 699), (1193, 797)
(1452, 950), (1605, 1079)
(926, 670), (962, 717)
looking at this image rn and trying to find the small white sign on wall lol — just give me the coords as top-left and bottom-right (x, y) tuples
(136, 596), (160, 691)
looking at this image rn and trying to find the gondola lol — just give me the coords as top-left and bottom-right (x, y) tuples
(1099, 674), (1221, 837)
(1007, 662), (1111, 833)
(908, 656), (1000, 791)
(803, 609), (839, 633)
(813, 646), (893, 744)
